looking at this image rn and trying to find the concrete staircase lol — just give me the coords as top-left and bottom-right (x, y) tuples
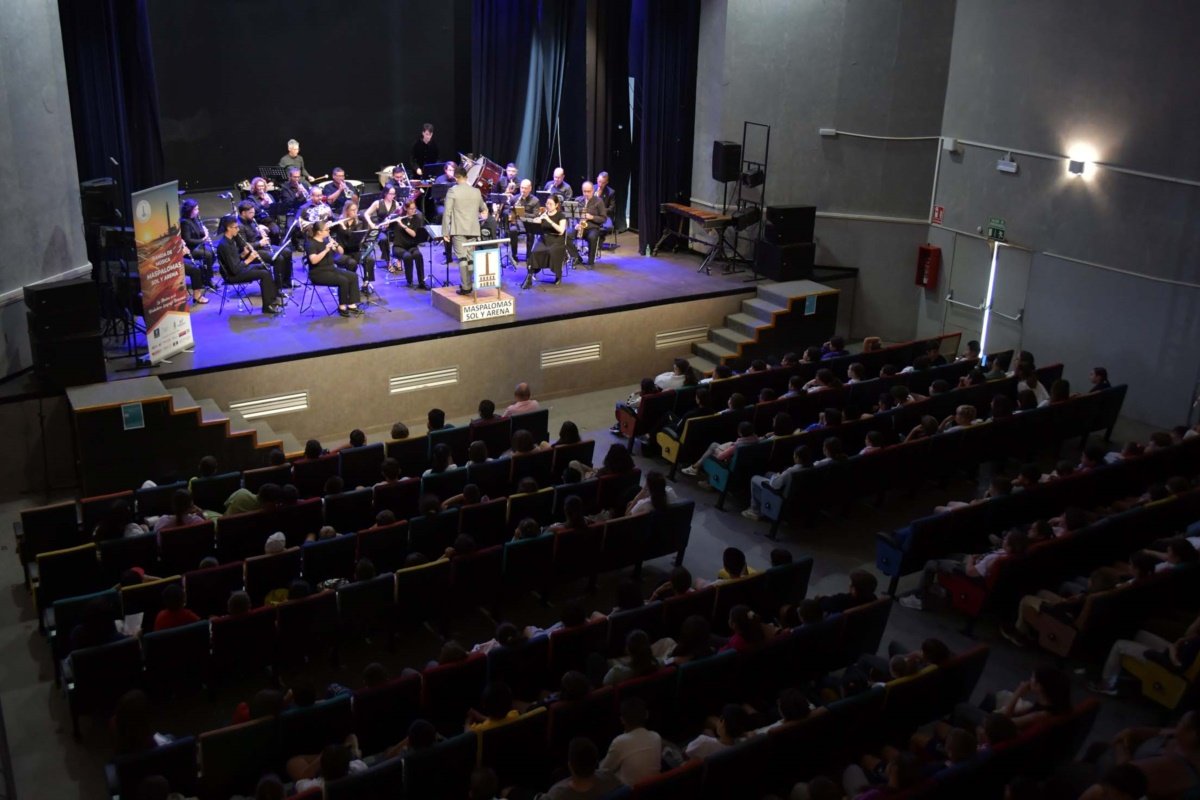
(689, 280), (832, 373)
(164, 383), (304, 455)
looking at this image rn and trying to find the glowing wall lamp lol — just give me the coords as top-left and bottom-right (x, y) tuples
(1066, 144), (1096, 179)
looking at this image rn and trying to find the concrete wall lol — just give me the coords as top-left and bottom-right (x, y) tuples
(0, 2), (90, 377)
(165, 292), (754, 444)
(933, 0), (1200, 427)
(692, 0), (956, 342)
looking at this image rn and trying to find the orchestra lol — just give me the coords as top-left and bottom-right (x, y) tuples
(184, 139), (617, 318)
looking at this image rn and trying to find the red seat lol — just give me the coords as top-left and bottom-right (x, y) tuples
(80, 491), (130, 537)
(301, 534), (358, 584)
(606, 603), (666, 657)
(210, 605), (277, 679)
(275, 498), (324, 546)
(395, 558), (451, 629)
(421, 652), (488, 734)
(449, 545), (504, 615)
(159, 520), (215, 575)
(352, 673), (422, 756)
(143, 619), (210, 700)
(458, 497), (509, 547)
(551, 441), (597, 483)
(477, 706), (549, 789)
(663, 586), (717, 634)
(551, 525), (604, 584)
(372, 478), (421, 522)
(324, 487), (376, 534)
(277, 590), (339, 669)
(469, 416), (513, 458)
(184, 561), (244, 618)
(354, 521), (409, 572)
(338, 443), (386, 489)
(548, 618), (610, 677)
(215, 510), (273, 562)
(244, 548), (301, 606)
(597, 468), (642, 512)
(122, 576), (183, 624)
(242, 463), (293, 493)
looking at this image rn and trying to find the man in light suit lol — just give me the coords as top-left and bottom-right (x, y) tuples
(442, 166), (488, 295)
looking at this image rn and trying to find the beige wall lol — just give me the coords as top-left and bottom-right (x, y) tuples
(165, 293), (754, 442)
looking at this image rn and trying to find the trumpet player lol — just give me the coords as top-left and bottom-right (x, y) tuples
(216, 216), (281, 314)
(325, 167), (356, 213)
(507, 179), (540, 262)
(498, 162), (521, 194)
(236, 201), (294, 291)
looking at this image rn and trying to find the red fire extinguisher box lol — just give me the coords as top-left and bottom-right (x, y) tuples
(915, 244), (941, 288)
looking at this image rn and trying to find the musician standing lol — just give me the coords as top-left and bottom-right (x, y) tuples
(278, 139), (314, 182)
(524, 194), (567, 289)
(305, 221), (361, 317)
(412, 123), (439, 177)
(179, 199), (215, 272)
(443, 166), (488, 295)
(215, 216), (281, 314)
(393, 198), (428, 290)
(364, 186), (401, 273)
(331, 201), (367, 292)
(543, 168), (573, 202)
(236, 201), (293, 292)
(575, 181), (609, 266)
(507, 180), (540, 262)
(325, 167), (357, 213)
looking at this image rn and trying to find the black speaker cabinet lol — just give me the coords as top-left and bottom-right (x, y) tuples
(29, 331), (106, 387)
(711, 141), (742, 183)
(762, 205), (816, 245)
(754, 241), (815, 281)
(23, 277), (100, 322)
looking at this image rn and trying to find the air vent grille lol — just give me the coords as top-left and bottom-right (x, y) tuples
(541, 343), (602, 369)
(389, 366), (460, 394)
(655, 325), (710, 349)
(229, 391), (309, 420)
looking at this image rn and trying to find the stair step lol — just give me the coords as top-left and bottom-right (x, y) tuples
(196, 399), (228, 425)
(276, 432), (304, 456)
(726, 313), (765, 339)
(167, 386), (198, 412)
(757, 279), (826, 309)
(248, 420), (282, 446)
(693, 341), (738, 363)
(224, 409), (255, 436)
(710, 327), (753, 352)
(742, 297), (787, 323)
(689, 355), (717, 376)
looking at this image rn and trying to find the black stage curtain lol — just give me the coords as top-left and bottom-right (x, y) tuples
(471, 0), (537, 163)
(633, 0), (700, 251)
(58, 0), (164, 199)
(587, 0), (632, 228)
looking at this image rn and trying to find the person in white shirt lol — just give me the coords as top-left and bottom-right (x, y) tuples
(1016, 364), (1049, 405)
(742, 445), (811, 521)
(503, 382), (540, 416)
(684, 704), (751, 759)
(752, 687), (819, 735)
(652, 357), (696, 392)
(599, 698), (662, 785)
(899, 529), (1029, 610)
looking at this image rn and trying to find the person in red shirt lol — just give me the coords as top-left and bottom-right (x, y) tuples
(153, 584), (200, 632)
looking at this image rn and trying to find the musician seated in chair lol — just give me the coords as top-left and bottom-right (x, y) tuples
(278, 167), (311, 219)
(393, 198), (428, 290)
(236, 201), (293, 292)
(385, 166), (409, 196)
(596, 171), (617, 230)
(325, 167), (357, 213)
(305, 220), (362, 317)
(507, 179), (540, 262)
(498, 162), (521, 195)
(296, 187), (331, 242)
(574, 181), (609, 266)
(524, 194), (567, 289)
(364, 185), (402, 274)
(215, 216), (281, 315)
(333, 200), (370, 293)
(246, 177), (281, 243)
(179, 199), (215, 273)
(543, 167), (573, 203)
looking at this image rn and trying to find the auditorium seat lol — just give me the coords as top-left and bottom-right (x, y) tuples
(160, 519), (215, 575)
(469, 416), (512, 459)
(550, 440), (597, 481)
(546, 686), (620, 763)
(552, 477), (601, 516)
(122, 576), (183, 624)
(486, 635), (551, 702)
(596, 469), (642, 513)
(507, 486), (555, 527)
(599, 513), (648, 575)
(107, 736), (198, 800)
(274, 498), (324, 546)
(135, 481), (187, 520)
(210, 605), (277, 680)
(549, 617), (610, 677)
(354, 520), (409, 572)
(551, 525), (604, 586)
(50, 588), (121, 681)
(467, 459), (512, 500)
(428, 426), (471, 467)
(617, 389), (676, 455)
(613, 667), (677, 735)
(402, 731), (478, 800)
(338, 442), (385, 489)
(215, 509), (273, 562)
(478, 706), (550, 789)
(35, 543), (103, 630)
(324, 754), (403, 800)
(699, 735), (770, 800)
(394, 558), (451, 630)
(711, 572), (768, 635)
(385, 436), (430, 478)
(351, 672), (422, 756)
(278, 694), (354, 768)
(449, 544), (504, 615)
(190, 471), (243, 513)
(143, 619), (210, 700)
(503, 533), (555, 601)
(80, 490), (130, 536)
(408, 507), (460, 559)
(184, 561), (245, 618)
(509, 408), (550, 443)
(336, 573), (395, 644)
(626, 756), (703, 799)
(324, 487), (375, 534)
(458, 497), (509, 547)
(301, 534), (357, 584)
(67, 636), (142, 737)
(663, 586), (716, 633)
(673, 650), (739, 735)
(372, 477), (421, 521)
(292, 453), (340, 498)
(244, 548), (301, 606)
(757, 558), (814, 619)
(703, 439), (772, 511)
(421, 652), (488, 734)
(198, 717), (280, 800)
(277, 590), (339, 669)
(606, 603), (666, 657)
(242, 463), (293, 493)
(642, 501), (694, 567)
(511, 449), (554, 489)
(420, 467), (469, 504)
(98, 532), (159, 583)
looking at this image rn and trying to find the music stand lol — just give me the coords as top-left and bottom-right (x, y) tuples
(424, 224), (448, 287)
(257, 166), (289, 186)
(422, 163), (446, 179)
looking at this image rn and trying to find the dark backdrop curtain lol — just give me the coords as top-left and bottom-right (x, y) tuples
(588, 0), (632, 228)
(58, 0), (164, 202)
(633, 0), (700, 251)
(471, 0), (537, 161)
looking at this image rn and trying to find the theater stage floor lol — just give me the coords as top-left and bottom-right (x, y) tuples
(107, 246), (758, 379)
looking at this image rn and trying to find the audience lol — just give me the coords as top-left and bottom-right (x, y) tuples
(599, 698), (662, 785)
(503, 382), (539, 416)
(537, 737), (621, 799)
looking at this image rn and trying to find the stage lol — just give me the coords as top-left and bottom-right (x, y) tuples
(106, 245), (760, 380)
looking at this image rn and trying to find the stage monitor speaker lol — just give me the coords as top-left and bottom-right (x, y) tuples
(763, 205), (817, 245)
(711, 141), (742, 183)
(24, 277), (101, 323)
(28, 330), (106, 388)
(755, 241), (815, 281)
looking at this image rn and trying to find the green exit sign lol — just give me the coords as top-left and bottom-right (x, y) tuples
(987, 217), (1007, 241)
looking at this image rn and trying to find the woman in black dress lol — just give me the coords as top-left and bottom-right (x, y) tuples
(333, 200), (371, 293)
(305, 220), (361, 316)
(524, 194), (567, 288)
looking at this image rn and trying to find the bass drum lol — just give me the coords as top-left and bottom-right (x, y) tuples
(466, 157), (503, 197)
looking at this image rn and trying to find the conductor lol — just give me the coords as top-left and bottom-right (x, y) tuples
(442, 166), (488, 295)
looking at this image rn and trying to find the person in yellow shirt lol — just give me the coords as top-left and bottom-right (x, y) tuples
(715, 547), (759, 582)
(466, 682), (521, 732)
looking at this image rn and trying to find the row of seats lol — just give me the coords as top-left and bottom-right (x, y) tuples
(61, 501), (701, 736)
(106, 584), (876, 800)
(30, 469), (643, 626)
(938, 486), (1200, 623)
(876, 434), (1200, 590)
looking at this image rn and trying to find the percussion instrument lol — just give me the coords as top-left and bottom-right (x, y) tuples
(661, 202), (733, 230)
(466, 156), (503, 198)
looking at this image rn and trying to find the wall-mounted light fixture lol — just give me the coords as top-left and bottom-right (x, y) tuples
(1066, 144), (1097, 180)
